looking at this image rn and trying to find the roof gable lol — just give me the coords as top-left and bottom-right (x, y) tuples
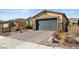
(32, 10), (65, 18)
(32, 10), (69, 22)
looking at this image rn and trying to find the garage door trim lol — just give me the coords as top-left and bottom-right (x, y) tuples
(36, 18), (57, 31)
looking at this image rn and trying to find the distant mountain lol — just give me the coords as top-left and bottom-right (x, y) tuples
(69, 18), (79, 24)
(69, 18), (79, 20)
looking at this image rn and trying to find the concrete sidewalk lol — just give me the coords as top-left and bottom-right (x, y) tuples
(0, 36), (58, 49)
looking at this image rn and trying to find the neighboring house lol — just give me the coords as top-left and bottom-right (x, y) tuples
(68, 18), (79, 33)
(1, 21), (10, 32)
(29, 10), (69, 32)
(69, 18), (79, 25)
(26, 17), (32, 26)
(2, 18), (28, 31)
(3, 21), (9, 29)
(14, 18), (28, 29)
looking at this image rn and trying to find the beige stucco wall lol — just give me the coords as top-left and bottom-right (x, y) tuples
(62, 16), (67, 31)
(26, 21), (29, 26)
(32, 12), (63, 20)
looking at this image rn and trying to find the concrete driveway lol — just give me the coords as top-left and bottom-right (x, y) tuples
(0, 36), (54, 49)
(8, 30), (53, 47)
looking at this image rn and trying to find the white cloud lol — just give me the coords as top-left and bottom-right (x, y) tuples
(64, 10), (76, 14)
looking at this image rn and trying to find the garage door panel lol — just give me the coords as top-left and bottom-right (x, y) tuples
(36, 18), (57, 31)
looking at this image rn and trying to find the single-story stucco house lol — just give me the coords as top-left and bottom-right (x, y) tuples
(28, 10), (70, 32)
(1, 18), (28, 31)
(14, 18), (28, 29)
(26, 17), (32, 26)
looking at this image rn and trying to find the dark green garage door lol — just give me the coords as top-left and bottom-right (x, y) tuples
(36, 18), (57, 31)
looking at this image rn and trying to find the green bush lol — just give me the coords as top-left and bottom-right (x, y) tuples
(25, 26), (32, 29)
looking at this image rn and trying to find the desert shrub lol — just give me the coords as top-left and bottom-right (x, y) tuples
(10, 28), (16, 32)
(59, 32), (68, 43)
(53, 31), (68, 43)
(17, 20), (26, 29)
(16, 28), (20, 31)
(68, 24), (79, 36)
(53, 31), (59, 39)
(25, 25), (32, 29)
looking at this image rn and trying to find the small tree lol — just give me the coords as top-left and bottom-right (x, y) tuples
(17, 20), (26, 29)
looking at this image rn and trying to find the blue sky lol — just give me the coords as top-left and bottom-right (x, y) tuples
(0, 9), (79, 21)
